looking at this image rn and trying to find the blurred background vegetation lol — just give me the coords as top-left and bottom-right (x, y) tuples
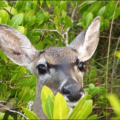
(0, 0), (120, 119)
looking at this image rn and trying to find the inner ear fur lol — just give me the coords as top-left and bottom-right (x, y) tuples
(0, 24), (37, 66)
(68, 17), (100, 61)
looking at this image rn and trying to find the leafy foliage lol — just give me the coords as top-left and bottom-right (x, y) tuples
(20, 86), (95, 119)
(107, 94), (120, 119)
(0, 0), (120, 119)
(22, 107), (39, 119)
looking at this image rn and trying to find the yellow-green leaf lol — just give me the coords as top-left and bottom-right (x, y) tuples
(53, 93), (68, 119)
(17, 26), (26, 34)
(22, 107), (39, 119)
(68, 96), (86, 119)
(0, 10), (9, 24)
(0, 112), (13, 120)
(114, 51), (120, 59)
(8, 14), (23, 29)
(45, 95), (54, 119)
(4, 7), (17, 15)
(41, 86), (54, 105)
(75, 100), (93, 119)
(107, 93), (120, 118)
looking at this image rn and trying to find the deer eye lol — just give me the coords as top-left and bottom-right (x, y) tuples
(78, 62), (85, 72)
(36, 64), (49, 75)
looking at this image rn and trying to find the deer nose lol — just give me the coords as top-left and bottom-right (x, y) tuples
(60, 78), (84, 102)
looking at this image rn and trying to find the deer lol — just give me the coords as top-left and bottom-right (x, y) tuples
(0, 16), (100, 119)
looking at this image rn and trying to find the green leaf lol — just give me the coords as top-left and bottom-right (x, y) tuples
(35, 41), (44, 50)
(0, 83), (7, 97)
(103, 111), (110, 116)
(22, 107), (39, 119)
(87, 1), (96, 4)
(41, 86), (54, 118)
(53, 93), (68, 119)
(68, 96), (86, 119)
(86, 1), (101, 14)
(25, 1), (32, 11)
(114, 8), (120, 20)
(89, 84), (95, 90)
(85, 12), (93, 27)
(46, 1), (54, 8)
(54, 6), (60, 15)
(44, 12), (49, 21)
(87, 114), (97, 120)
(0, 10), (9, 24)
(26, 10), (35, 18)
(15, 1), (26, 12)
(8, 14), (23, 28)
(26, 16), (36, 26)
(91, 87), (99, 96)
(75, 100), (93, 119)
(11, 66), (26, 84)
(0, 49), (8, 63)
(105, 1), (116, 20)
(60, 1), (66, 11)
(42, 37), (52, 45)
(0, 112), (13, 120)
(76, 21), (82, 26)
(89, 69), (97, 83)
(62, 10), (66, 18)
(54, 16), (59, 24)
(107, 93), (120, 118)
(31, 35), (40, 43)
(29, 75), (36, 88)
(16, 67), (26, 79)
(36, 10), (44, 19)
(98, 6), (106, 16)
(45, 95), (54, 119)
(4, 7), (17, 15)
(36, 10), (44, 25)
(64, 16), (72, 28)
(114, 51), (120, 59)
(18, 87), (30, 103)
(32, 0), (37, 5)
(0, 1), (8, 7)
(17, 78), (30, 87)
(17, 26), (26, 34)
(103, 19), (109, 29)
(40, 1), (43, 5)
(41, 86), (54, 105)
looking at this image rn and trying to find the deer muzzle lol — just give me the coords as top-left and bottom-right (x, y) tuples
(60, 77), (85, 107)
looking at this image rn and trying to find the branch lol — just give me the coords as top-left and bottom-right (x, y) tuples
(27, 101), (34, 110)
(49, 19), (54, 24)
(34, 29), (65, 41)
(77, 1), (87, 8)
(93, 106), (113, 110)
(8, 109), (28, 119)
(34, 3), (78, 46)
(34, 29), (60, 33)
(0, 103), (28, 119)
(64, 3), (78, 46)
(106, 0), (119, 91)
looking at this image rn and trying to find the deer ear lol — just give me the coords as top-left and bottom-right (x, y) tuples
(68, 17), (100, 61)
(0, 24), (37, 66)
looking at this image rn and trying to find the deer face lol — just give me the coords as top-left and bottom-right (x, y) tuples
(30, 47), (85, 107)
(0, 17), (100, 118)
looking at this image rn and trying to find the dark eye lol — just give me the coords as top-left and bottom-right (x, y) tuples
(78, 62), (85, 71)
(36, 64), (49, 75)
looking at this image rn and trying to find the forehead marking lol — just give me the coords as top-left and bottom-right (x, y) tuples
(44, 47), (78, 64)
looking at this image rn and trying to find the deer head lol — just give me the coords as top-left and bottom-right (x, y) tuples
(0, 17), (100, 118)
